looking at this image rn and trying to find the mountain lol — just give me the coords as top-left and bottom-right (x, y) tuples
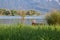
(0, 0), (60, 13)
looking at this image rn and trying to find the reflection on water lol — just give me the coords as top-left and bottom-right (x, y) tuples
(0, 15), (47, 25)
(0, 15), (45, 19)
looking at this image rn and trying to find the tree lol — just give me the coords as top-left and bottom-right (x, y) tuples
(17, 10), (26, 24)
(0, 9), (6, 15)
(46, 10), (60, 25)
(4, 11), (11, 15)
(11, 10), (17, 16)
(26, 10), (40, 16)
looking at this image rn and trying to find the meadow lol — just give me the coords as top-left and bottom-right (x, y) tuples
(0, 24), (60, 40)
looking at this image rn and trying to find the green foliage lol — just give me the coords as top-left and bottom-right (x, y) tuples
(4, 11), (10, 15)
(46, 10), (60, 25)
(0, 9), (6, 15)
(26, 10), (40, 16)
(0, 24), (60, 40)
(11, 10), (17, 16)
(0, 9), (40, 16)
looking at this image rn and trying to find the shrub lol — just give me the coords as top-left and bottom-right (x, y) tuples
(46, 10), (60, 25)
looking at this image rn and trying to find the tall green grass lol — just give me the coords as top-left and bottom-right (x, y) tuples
(0, 24), (60, 40)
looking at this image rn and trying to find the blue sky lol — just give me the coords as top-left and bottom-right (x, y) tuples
(0, 0), (60, 13)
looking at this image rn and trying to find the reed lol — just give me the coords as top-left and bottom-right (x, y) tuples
(0, 24), (60, 40)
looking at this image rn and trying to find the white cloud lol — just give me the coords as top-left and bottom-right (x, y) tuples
(32, 0), (60, 5)
(46, 0), (60, 5)
(55, 0), (60, 5)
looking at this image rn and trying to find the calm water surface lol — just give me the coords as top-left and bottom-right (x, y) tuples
(0, 15), (47, 25)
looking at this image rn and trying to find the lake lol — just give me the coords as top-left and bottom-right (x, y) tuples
(0, 15), (47, 25)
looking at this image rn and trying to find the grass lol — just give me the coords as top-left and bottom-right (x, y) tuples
(0, 24), (60, 40)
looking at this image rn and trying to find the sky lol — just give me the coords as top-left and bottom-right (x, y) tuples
(0, 0), (60, 13)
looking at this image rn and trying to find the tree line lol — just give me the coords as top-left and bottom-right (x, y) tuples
(0, 9), (40, 16)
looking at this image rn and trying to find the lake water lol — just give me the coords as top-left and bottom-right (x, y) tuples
(0, 15), (47, 25)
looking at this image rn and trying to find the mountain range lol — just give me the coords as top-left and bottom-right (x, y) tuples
(0, 0), (60, 13)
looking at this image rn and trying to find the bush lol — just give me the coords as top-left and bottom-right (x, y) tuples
(46, 10), (60, 25)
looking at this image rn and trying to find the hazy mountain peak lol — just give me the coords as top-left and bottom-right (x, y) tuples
(47, 0), (60, 5)
(0, 0), (60, 13)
